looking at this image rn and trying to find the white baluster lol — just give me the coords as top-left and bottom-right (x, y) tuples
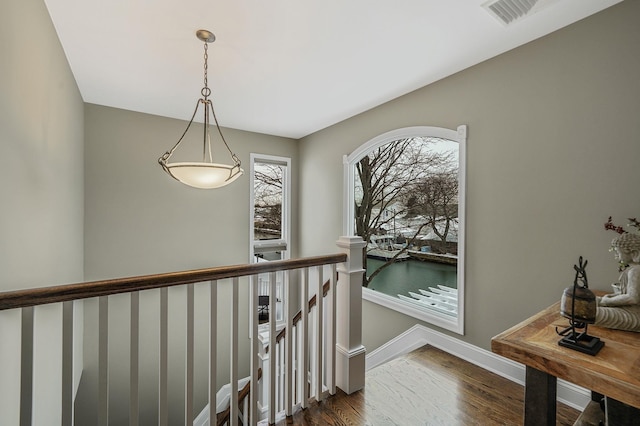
(250, 275), (259, 426)
(185, 284), (194, 426)
(230, 277), (239, 426)
(285, 269), (293, 416)
(129, 293), (139, 426)
(209, 280), (218, 426)
(159, 288), (168, 426)
(309, 306), (316, 399)
(279, 340), (285, 411)
(275, 340), (281, 412)
(62, 301), (73, 426)
(268, 272), (276, 424)
(98, 296), (109, 426)
(295, 324), (300, 406)
(328, 264), (337, 395)
(20, 307), (33, 426)
(300, 268), (309, 409)
(315, 266), (324, 401)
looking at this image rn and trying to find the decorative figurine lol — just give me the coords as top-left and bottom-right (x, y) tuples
(557, 256), (604, 355)
(595, 232), (640, 332)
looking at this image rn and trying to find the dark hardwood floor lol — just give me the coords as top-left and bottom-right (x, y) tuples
(279, 345), (581, 425)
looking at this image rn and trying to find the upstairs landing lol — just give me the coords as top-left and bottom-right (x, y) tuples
(279, 345), (580, 425)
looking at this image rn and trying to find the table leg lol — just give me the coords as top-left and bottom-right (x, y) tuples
(605, 397), (640, 425)
(524, 366), (557, 426)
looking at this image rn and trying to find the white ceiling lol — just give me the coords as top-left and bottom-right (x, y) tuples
(44, 0), (621, 139)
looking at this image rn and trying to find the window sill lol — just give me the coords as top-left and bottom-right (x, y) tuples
(362, 287), (464, 335)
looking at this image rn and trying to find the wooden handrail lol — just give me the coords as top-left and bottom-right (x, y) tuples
(0, 254), (347, 311)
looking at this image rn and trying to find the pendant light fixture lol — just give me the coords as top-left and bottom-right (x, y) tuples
(158, 29), (243, 189)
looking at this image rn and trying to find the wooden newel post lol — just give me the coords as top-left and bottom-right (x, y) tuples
(335, 236), (367, 394)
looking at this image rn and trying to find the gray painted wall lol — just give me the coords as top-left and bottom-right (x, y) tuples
(298, 1), (640, 352)
(84, 105), (299, 278)
(0, 0), (85, 423)
(80, 104), (298, 424)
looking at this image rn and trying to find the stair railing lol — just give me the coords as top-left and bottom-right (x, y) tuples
(0, 237), (365, 426)
(256, 278), (332, 420)
(217, 277), (333, 425)
(0, 236), (366, 426)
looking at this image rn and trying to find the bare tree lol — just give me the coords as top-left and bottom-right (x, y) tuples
(412, 170), (459, 247)
(354, 137), (455, 287)
(254, 163), (283, 240)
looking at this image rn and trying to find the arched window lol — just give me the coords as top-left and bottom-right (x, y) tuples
(343, 126), (467, 334)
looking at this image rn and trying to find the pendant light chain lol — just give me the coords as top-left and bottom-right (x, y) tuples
(202, 42), (211, 100)
(200, 41), (238, 164)
(202, 42), (212, 163)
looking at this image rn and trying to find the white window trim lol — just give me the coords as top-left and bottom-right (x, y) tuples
(249, 153), (291, 262)
(249, 154), (291, 333)
(343, 125), (467, 335)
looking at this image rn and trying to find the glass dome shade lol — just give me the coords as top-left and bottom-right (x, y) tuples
(164, 162), (243, 189)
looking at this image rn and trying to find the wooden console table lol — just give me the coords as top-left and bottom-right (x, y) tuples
(491, 300), (640, 425)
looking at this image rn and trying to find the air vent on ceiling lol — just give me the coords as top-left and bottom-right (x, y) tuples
(483, 0), (562, 26)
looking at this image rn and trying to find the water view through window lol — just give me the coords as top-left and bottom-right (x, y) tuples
(345, 125), (466, 332)
(366, 258), (457, 295)
(366, 258), (457, 316)
(353, 132), (462, 321)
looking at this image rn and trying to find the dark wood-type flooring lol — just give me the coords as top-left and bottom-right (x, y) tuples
(280, 345), (581, 425)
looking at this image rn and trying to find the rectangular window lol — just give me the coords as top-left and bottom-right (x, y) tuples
(250, 154), (291, 325)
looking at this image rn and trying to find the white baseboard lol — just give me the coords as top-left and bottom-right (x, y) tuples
(365, 324), (590, 411)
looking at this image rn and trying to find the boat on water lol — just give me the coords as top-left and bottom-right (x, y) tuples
(407, 249), (457, 265)
(367, 234), (410, 261)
